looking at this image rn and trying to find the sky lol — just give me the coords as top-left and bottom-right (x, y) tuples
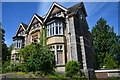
(2, 2), (118, 47)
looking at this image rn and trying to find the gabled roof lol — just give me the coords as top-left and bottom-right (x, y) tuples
(27, 13), (43, 31)
(67, 2), (87, 17)
(14, 22), (28, 36)
(67, 2), (83, 12)
(44, 2), (68, 22)
(44, 2), (87, 22)
(21, 22), (28, 29)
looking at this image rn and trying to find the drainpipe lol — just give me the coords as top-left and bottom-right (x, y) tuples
(66, 14), (72, 61)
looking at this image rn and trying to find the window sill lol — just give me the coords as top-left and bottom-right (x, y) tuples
(47, 35), (64, 38)
(56, 64), (65, 67)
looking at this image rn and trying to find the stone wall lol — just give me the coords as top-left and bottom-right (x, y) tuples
(95, 69), (120, 78)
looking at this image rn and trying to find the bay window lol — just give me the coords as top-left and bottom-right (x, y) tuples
(12, 36), (24, 49)
(47, 22), (63, 37)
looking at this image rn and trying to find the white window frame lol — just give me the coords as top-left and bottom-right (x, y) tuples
(47, 22), (63, 37)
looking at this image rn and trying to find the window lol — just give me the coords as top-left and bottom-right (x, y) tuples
(47, 22), (63, 37)
(53, 27), (54, 35)
(17, 43), (18, 48)
(50, 25), (52, 36)
(19, 43), (20, 48)
(60, 45), (62, 49)
(57, 11), (61, 15)
(56, 26), (58, 34)
(50, 46), (55, 51)
(53, 46), (55, 50)
(32, 35), (38, 43)
(57, 46), (59, 49)
(52, 11), (61, 17)
(32, 22), (39, 29)
(57, 45), (63, 64)
(47, 26), (49, 37)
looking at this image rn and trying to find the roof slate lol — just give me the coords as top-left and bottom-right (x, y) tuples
(67, 2), (83, 13)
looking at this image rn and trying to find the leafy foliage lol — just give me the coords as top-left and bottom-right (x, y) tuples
(3, 63), (26, 73)
(8, 44), (13, 55)
(2, 60), (10, 73)
(39, 26), (47, 46)
(65, 60), (80, 77)
(1, 26), (10, 64)
(91, 18), (120, 69)
(18, 43), (56, 74)
(1, 22), (12, 73)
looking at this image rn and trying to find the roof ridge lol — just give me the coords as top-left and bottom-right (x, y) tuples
(21, 22), (28, 26)
(68, 2), (83, 9)
(34, 13), (44, 21)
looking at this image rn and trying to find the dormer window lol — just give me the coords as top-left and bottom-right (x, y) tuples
(47, 22), (63, 37)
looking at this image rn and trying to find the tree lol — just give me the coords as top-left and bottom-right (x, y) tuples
(91, 18), (120, 69)
(0, 22), (11, 73)
(8, 44), (13, 55)
(0, 22), (10, 64)
(18, 44), (56, 74)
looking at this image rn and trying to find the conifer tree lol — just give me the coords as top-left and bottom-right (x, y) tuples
(91, 18), (120, 69)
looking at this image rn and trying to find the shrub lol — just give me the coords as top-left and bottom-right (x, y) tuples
(2, 60), (10, 73)
(65, 60), (80, 77)
(4, 63), (27, 72)
(19, 44), (56, 74)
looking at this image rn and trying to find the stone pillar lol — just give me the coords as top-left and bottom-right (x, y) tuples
(69, 17), (78, 61)
(80, 36), (89, 78)
(55, 45), (57, 64)
(63, 45), (65, 65)
(66, 15), (72, 61)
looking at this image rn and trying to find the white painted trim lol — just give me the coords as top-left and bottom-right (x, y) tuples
(44, 2), (67, 22)
(21, 24), (26, 31)
(95, 69), (120, 73)
(27, 14), (43, 31)
(14, 23), (26, 36)
(34, 15), (43, 24)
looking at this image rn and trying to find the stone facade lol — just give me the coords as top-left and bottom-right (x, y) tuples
(11, 2), (96, 78)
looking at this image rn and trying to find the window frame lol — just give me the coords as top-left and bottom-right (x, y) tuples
(47, 21), (63, 37)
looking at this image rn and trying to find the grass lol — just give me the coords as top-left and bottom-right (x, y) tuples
(2, 71), (86, 79)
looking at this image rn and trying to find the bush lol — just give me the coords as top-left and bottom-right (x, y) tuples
(19, 44), (56, 74)
(65, 60), (80, 77)
(2, 60), (10, 73)
(4, 63), (27, 73)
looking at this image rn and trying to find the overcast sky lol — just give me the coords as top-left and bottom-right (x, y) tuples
(2, 2), (118, 47)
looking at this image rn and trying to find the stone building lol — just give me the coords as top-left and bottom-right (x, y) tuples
(11, 2), (96, 78)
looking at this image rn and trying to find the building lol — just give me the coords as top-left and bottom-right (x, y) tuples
(11, 2), (96, 78)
